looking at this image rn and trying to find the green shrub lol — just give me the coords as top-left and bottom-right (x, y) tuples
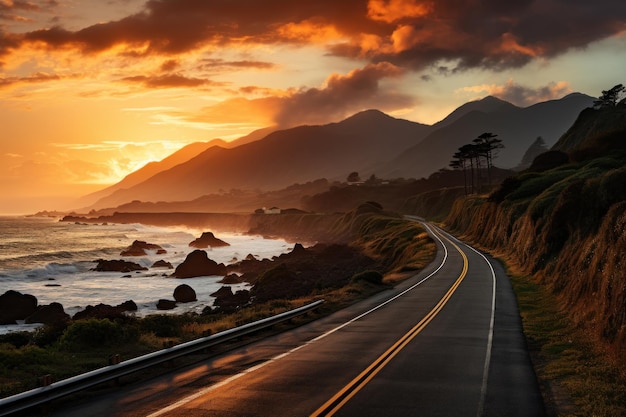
(507, 170), (572, 202)
(139, 315), (183, 338)
(351, 270), (383, 285)
(60, 318), (138, 350)
(489, 176), (521, 202)
(0, 332), (31, 348)
(33, 322), (69, 347)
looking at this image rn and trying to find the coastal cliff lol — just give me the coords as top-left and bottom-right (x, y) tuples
(444, 105), (626, 359)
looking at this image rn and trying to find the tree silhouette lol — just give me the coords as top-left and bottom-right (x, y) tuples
(347, 171), (361, 183)
(473, 132), (503, 187)
(593, 84), (626, 109)
(450, 132), (504, 194)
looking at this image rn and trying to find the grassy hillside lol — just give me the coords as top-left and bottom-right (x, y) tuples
(444, 107), (626, 360)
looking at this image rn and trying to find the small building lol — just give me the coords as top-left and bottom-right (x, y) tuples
(263, 207), (281, 214)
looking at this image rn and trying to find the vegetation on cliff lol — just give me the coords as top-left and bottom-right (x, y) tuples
(445, 101), (626, 360)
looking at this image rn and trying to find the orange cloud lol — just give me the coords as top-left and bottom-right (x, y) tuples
(275, 19), (342, 43)
(0, 0), (623, 74)
(367, 0), (432, 23)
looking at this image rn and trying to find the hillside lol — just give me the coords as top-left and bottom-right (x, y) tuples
(77, 127), (275, 210)
(382, 93), (594, 179)
(442, 104), (626, 360)
(83, 94), (593, 210)
(87, 110), (432, 209)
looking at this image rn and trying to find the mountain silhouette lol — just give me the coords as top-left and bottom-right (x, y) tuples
(88, 109), (431, 208)
(85, 94), (594, 209)
(381, 93), (594, 179)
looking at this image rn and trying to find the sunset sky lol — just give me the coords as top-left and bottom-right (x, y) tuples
(0, 0), (624, 214)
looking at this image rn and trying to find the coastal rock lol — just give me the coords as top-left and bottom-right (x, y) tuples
(219, 273), (243, 284)
(189, 232), (230, 249)
(121, 240), (166, 256)
(25, 302), (70, 326)
(173, 284), (197, 303)
(156, 299), (177, 310)
(250, 243), (378, 303)
(173, 250), (227, 278)
(73, 300), (137, 320)
(210, 286), (233, 298)
(92, 259), (148, 272)
(118, 300), (138, 311)
(211, 287), (251, 312)
(152, 260), (173, 269)
(291, 243), (307, 255)
(0, 290), (38, 325)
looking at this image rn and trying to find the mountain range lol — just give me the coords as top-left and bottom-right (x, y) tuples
(80, 93), (594, 211)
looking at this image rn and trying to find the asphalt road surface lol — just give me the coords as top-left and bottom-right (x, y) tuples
(46, 221), (544, 417)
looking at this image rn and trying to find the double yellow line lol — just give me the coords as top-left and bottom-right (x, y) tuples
(311, 236), (469, 417)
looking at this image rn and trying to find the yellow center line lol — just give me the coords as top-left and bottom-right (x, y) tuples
(310, 234), (469, 417)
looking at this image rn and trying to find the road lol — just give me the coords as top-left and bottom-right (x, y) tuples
(49, 221), (544, 417)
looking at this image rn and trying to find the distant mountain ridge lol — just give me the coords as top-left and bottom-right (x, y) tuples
(381, 93), (594, 180)
(83, 93), (594, 210)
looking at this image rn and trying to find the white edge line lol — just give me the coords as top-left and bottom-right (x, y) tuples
(146, 220), (448, 417)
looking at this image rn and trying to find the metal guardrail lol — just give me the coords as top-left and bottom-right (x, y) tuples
(0, 300), (324, 416)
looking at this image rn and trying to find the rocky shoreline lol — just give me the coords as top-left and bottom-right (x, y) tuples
(1, 226), (379, 330)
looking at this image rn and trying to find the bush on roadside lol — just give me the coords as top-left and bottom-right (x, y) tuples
(0, 331), (31, 348)
(139, 314), (184, 338)
(59, 318), (139, 350)
(351, 270), (384, 285)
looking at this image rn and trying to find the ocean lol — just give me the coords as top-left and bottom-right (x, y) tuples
(0, 216), (293, 334)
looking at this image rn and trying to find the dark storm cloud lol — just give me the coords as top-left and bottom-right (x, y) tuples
(14, 0), (367, 55)
(187, 62), (414, 127)
(1, 0), (624, 72)
(353, 0), (626, 72)
(274, 62), (413, 127)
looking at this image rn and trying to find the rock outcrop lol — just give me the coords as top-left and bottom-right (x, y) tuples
(73, 300), (138, 320)
(120, 240), (166, 256)
(188, 232), (230, 248)
(173, 284), (197, 303)
(156, 299), (177, 310)
(211, 286), (251, 312)
(25, 302), (70, 326)
(152, 260), (173, 269)
(173, 250), (227, 278)
(92, 259), (148, 272)
(0, 290), (38, 324)
(219, 273), (243, 284)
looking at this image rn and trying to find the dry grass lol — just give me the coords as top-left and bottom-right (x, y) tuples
(507, 264), (626, 416)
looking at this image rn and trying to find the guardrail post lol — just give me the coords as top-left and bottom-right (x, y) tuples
(38, 374), (53, 387)
(109, 354), (121, 386)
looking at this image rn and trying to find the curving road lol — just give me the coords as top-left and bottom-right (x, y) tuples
(51, 221), (544, 417)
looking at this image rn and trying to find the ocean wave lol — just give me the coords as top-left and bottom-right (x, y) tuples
(0, 247), (120, 272)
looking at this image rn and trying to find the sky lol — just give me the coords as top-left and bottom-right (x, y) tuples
(0, 0), (624, 214)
